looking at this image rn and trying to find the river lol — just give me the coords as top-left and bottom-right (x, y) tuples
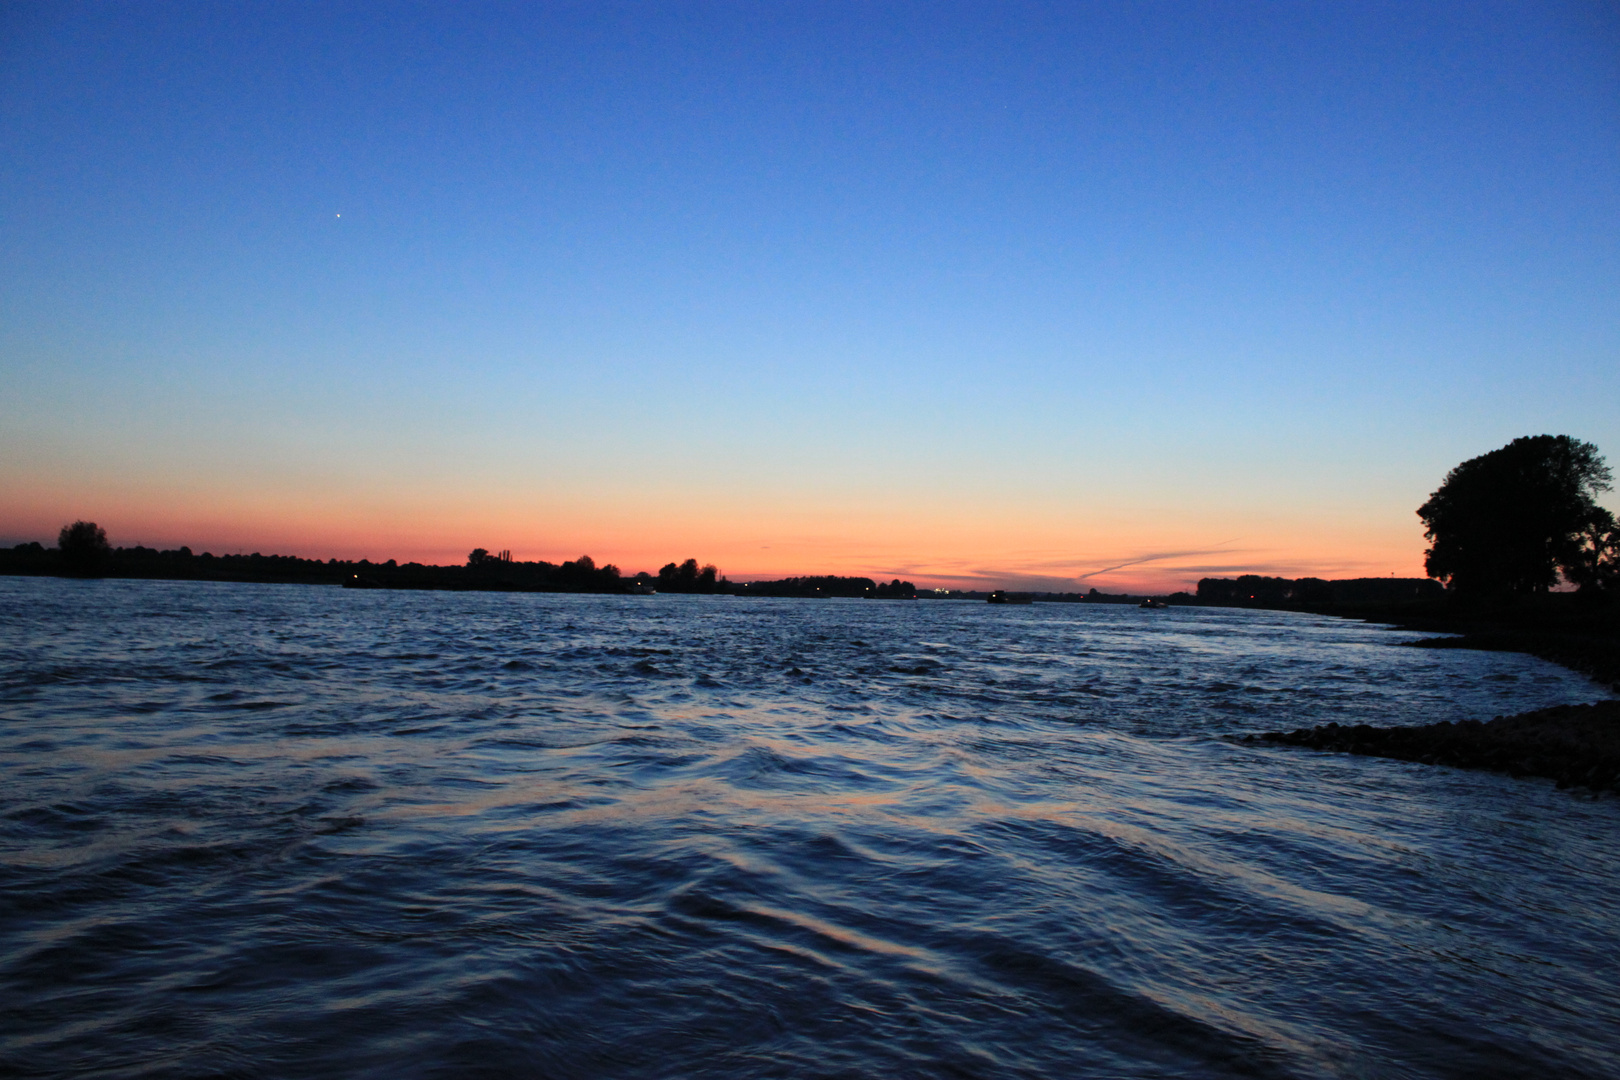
(2, 578), (1616, 1078)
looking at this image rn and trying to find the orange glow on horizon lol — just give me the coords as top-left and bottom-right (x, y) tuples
(1, 477), (1431, 594)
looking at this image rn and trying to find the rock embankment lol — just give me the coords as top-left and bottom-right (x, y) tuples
(1242, 700), (1620, 793)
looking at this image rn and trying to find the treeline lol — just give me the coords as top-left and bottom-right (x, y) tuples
(1196, 575), (1444, 607)
(462, 551), (728, 593)
(646, 558), (722, 594)
(733, 576), (916, 599)
(459, 551), (639, 593)
(0, 529), (730, 595)
(4, 540), (360, 585)
(1036, 588), (1194, 604)
(3, 526), (926, 600)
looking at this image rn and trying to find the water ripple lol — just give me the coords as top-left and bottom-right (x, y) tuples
(1, 579), (1618, 1078)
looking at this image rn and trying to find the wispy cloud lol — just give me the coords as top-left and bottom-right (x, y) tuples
(1072, 540), (1245, 582)
(737, 542), (1411, 595)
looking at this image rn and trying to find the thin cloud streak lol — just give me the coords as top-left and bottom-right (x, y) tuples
(868, 544), (1415, 594)
(1073, 541), (1245, 583)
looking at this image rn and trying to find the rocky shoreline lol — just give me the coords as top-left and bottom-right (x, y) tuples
(1241, 700), (1620, 794)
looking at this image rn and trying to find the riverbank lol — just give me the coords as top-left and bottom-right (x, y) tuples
(1241, 700), (1620, 794)
(1262, 593), (1620, 693)
(1401, 606), (1618, 692)
(1215, 593), (1620, 792)
(1188, 575), (1620, 693)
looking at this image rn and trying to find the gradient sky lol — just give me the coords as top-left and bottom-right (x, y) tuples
(3, 1), (1617, 591)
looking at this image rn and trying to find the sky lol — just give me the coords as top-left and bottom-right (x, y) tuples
(2, 1), (1617, 591)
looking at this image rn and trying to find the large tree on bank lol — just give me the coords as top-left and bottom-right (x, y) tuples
(1417, 435), (1614, 596)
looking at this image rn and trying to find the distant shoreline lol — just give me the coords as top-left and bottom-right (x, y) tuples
(6, 542), (1616, 689)
(0, 541), (1217, 603)
(0, 542), (1428, 604)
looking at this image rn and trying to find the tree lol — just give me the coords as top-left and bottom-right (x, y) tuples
(659, 559), (698, 592)
(1563, 516), (1620, 595)
(656, 558), (720, 593)
(1417, 435), (1614, 596)
(58, 520), (111, 576)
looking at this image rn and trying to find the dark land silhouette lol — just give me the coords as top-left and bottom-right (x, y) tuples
(734, 576), (917, 599)
(1196, 575), (1444, 607)
(0, 539), (714, 595)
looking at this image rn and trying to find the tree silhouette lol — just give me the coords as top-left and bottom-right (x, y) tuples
(1418, 435), (1614, 596)
(1564, 516), (1620, 595)
(657, 558), (720, 593)
(58, 521), (111, 576)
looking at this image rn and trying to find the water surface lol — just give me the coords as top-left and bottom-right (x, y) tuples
(2, 579), (1617, 1078)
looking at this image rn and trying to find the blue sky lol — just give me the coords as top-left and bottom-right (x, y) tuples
(3, 1), (1617, 588)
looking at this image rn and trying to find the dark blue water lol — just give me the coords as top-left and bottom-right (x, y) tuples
(3, 578), (1618, 1079)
